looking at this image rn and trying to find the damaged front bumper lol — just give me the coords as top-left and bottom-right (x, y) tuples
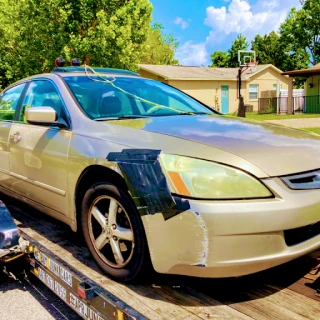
(142, 178), (320, 278)
(0, 201), (28, 262)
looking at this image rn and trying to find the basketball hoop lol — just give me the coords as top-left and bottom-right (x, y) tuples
(237, 50), (257, 117)
(238, 50), (256, 67)
(245, 61), (258, 73)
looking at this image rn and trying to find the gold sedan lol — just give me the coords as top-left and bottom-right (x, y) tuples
(0, 66), (319, 282)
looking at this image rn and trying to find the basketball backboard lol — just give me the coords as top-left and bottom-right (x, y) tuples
(238, 50), (256, 67)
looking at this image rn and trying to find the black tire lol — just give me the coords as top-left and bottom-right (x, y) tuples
(81, 182), (150, 283)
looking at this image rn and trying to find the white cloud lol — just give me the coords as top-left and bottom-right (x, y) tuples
(253, 0), (301, 11)
(174, 17), (189, 30)
(176, 0), (301, 66)
(175, 41), (208, 66)
(204, 0), (290, 38)
(258, 0), (279, 9)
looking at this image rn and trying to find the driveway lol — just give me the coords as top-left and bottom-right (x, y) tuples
(0, 274), (80, 320)
(265, 118), (320, 128)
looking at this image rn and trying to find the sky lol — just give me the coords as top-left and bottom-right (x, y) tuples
(150, 0), (302, 66)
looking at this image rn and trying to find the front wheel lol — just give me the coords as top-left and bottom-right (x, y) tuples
(81, 182), (150, 282)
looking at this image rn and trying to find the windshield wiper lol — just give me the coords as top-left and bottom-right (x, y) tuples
(173, 111), (210, 116)
(94, 112), (211, 121)
(94, 115), (149, 121)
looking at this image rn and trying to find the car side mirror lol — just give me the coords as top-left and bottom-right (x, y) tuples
(25, 107), (68, 128)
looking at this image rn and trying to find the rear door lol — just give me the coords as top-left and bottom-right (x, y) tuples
(9, 79), (71, 215)
(0, 83), (26, 190)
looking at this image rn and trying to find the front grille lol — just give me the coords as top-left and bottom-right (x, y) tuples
(284, 221), (320, 246)
(281, 170), (320, 190)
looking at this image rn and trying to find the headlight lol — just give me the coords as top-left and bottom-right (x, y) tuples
(159, 154), (272, 199)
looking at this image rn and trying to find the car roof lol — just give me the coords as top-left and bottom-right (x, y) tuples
(3, 66), (151, 92)
(51, 67), (140, 78)
(56, 72), (141, 79)
(3, 67), (142, 90)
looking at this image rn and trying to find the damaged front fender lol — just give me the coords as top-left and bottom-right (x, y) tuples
(107, 149), (190, 220)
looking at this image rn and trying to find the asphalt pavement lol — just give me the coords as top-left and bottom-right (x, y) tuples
(0, 264), (81, 320)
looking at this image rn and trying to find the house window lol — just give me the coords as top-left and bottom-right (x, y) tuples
(249, 84), (259, 100)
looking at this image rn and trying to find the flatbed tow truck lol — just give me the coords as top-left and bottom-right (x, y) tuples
(1, 197), (320, 320)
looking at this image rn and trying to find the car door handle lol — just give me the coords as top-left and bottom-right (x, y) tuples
(10, 132), (21, 143)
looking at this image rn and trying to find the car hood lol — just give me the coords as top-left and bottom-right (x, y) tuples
(108, 114), (320, 177)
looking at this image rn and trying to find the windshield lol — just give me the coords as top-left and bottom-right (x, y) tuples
(63, 75), (214, 119)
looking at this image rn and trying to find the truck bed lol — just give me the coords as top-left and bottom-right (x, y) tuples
(5, 197), (320, 320)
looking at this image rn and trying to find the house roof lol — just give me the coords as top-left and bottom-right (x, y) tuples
(282, 63), (320, 77)
(138, 64), (283, 81)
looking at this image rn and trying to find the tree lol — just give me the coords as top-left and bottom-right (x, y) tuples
(251, 31), (309, 72)
(0, 0), (71, 84)
(227, 34), (249, 67)
(280, 1), (320, 65)
(210, 51), (229, 67)
(64, 0), (152, 68)
(209, 34), (248, 68)
(140, 23), (178, 65)
(252, 32), (282, 66)
(0, 0), (153, 88)
(0, 0), (25, 87)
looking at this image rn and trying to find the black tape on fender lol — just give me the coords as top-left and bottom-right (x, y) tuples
(107, 149), (190, 219)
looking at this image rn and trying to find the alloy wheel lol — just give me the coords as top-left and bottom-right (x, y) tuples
(88, 195), (134, 268)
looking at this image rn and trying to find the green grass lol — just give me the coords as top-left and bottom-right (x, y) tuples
(229, 112), (320, 121)
(227, 112), (320, 135)
(302, 127), (320, 135)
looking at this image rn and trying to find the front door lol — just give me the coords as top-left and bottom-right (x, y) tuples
(9, 79), (71, 215)
(0, 83), (26, 189)
(221, 86), (229, 114)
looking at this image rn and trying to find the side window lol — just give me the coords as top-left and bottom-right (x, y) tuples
(19, 80), (66, 122)
(0, 83), (26, 121)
